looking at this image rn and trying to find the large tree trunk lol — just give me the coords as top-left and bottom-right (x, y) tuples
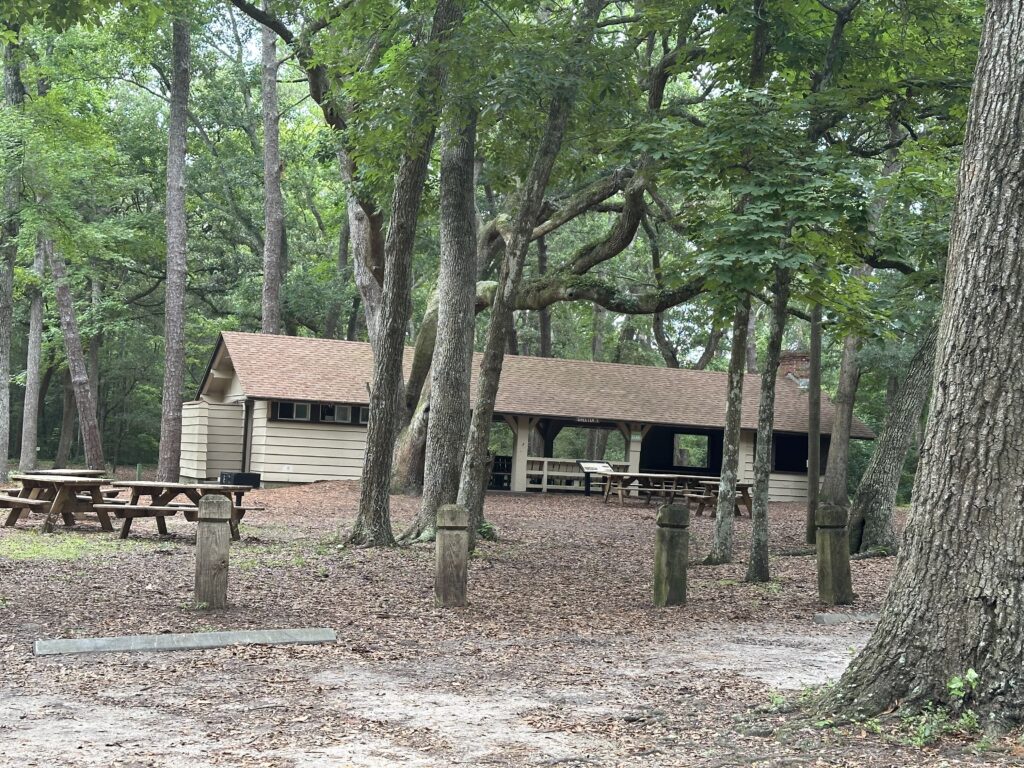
(806, 303), (822, 544)
(825, 2), (1024, 723)
(47, 243), (104, 469)
(350, 0), (463, 547)
(260, 7), (284, 335)
(18, 234), (45, 471)
(156, 18), (190, 483)
(848, 325), (937, 554)
(746, 270), (790, 583)
(818, 333), (860, 508)
(0, 39), (25, 480)
(705, 298), (750, 565)
(54, 369), (76, 467)
(457, 3), (602, 533)
(402, 109), (479, 543)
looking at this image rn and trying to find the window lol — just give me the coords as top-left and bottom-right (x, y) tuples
(673, 433), (709, 468)
(276, 401), (310, 421)
(320, 404), (352, 423)
(358, 407), (370, 425)
(771, 433), (817, 473)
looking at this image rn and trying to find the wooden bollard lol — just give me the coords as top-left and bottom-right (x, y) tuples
(435, 504), (469, 608)
(816, 502), (854, 605)
(195, 495), (232, 610)
(653, 503), (689, 606)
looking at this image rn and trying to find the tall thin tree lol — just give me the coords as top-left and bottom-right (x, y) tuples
(156, 18), (191, 482)
(18, 234), (45, 471)
(260, 2), (284, 334)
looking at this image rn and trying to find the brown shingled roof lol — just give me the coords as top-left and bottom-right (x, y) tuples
(208, 332), (874, 438)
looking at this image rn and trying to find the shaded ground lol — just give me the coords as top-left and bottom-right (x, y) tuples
(1, 484), (1020, 766)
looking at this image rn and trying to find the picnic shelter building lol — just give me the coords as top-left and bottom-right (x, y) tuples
(181, 332), (874, 502)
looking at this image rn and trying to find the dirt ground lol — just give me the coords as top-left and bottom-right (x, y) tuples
(1, 483), (1021, 767)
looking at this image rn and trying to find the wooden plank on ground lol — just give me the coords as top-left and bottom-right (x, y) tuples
(34, 628), (337, 656)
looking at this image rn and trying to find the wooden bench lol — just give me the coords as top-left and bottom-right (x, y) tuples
(0, 494), (50, 527)
(94, 504), (182, 539)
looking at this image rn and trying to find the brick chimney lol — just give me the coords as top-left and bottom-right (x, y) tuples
(778, 350), (811, 389)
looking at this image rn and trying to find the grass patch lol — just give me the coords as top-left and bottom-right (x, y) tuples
(0, 531), (157, 561)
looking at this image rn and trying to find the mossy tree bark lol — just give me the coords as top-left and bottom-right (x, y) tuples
(825, 0), (1024, 724)
(705, 298), (750, 565)
(746, 270), (790, 583)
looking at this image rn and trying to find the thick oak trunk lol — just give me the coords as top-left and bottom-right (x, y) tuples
(826, 1), (1024, 724)
(260, 7), (284, 335)
(18, 234), (45, 471)
(746, 270), (790, 582)
(705, 298), (750, 565)
(848, 325), (937, 554)
(351, 0), (463, 547)
(156, 18), (191, 483)
(47, 244), (104, 469)
(403, 109), (479, 543)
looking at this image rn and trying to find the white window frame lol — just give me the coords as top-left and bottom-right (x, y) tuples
(277, 401), (311, 421)
(358, 406), (370, 425)
(321, 404), (352, 423)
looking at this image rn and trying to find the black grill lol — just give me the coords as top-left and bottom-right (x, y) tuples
(219, 471), (261, 488)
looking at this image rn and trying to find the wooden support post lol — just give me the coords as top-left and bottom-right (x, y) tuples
(653, 503), (689, 606)
(435, 504), (469, 608)
(195, 495), (231, 610)
(816, 503), (854, 605)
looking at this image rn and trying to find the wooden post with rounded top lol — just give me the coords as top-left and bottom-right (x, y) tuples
(653, 503), (689, 606)
(195, 494), (232, 610)
(816, 502), (854, 605)
(435, 504), (469, 608)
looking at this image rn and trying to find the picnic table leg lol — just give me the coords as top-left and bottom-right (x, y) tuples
(156, 515), (169, 535)
(119, 516), (134, 539)
(602, 477), (611, 503)
(42, 487), (73, 533)
(89, 488), (114, 532)
(4, 505), (22, 527)
(739, 488), (753, 516)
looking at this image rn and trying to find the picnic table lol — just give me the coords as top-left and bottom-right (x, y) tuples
(597, 471), (707, 504)
(696, 479), (754, 516)
(30, 468), (107, 477)
(107, 481), (256, 540)
(4, 474), (115, 532)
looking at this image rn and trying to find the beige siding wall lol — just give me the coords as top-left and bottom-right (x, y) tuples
(247, 400), (369, 484)
(739, 429), (810, 503)
(206, 402), (244, 477)
(180, 401), (244, 481)
(180, 401), (207, 481)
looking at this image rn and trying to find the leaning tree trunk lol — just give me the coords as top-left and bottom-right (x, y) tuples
(746, 270), (790, 583)
(47, 244), (104, 469)
(805, 303), (822, 544)
(402, 108), (479, 543)
(351, 0), (463, 547)
(260, 6), (284, 335)
(817, 332), (860, 505)
(825, 1), (1024, 724)
(156, 18), (190, 483)
(848, 325), (937, 554)
(457, 4), (601, 531)
(745, 303), (759, 373)
(0, 39), (25, 480)
(18, 233), (45, 471)
(54, 370), (76, 467)
(705, 297), (750, 565)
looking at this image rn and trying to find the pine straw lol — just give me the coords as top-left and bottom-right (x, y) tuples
(0, 483), (1018, 766)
